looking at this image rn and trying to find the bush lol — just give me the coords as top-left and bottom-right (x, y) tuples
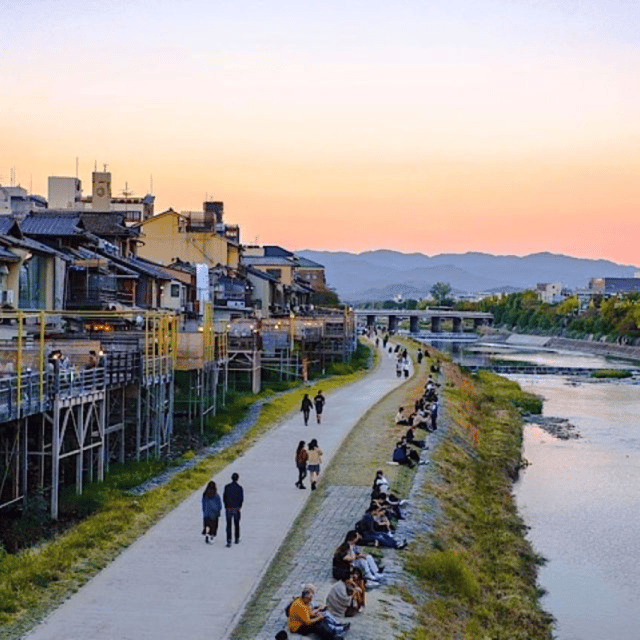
(591, 369), (632, 379)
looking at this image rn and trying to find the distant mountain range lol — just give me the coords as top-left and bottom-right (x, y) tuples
(297, 250), (639, 302)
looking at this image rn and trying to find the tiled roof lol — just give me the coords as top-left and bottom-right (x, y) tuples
(128, 256), (173, 280)
(81, 213), (137, 237)
(21, 211), (84, 236)
(294, 256), (324, 269)
(242, 256), (293, 267)
(0, 216), (20, 236)
(263, 245), (294, 258)
(245, 265), (280, 282)
(0, 242), (19, 261)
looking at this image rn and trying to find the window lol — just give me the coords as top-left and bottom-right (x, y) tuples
(171, 284), (180, 298)
(19, 254), (46, 309)
(266, 268), (281, 279)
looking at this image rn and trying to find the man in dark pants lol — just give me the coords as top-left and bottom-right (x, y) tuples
(223, 472), (244, 547)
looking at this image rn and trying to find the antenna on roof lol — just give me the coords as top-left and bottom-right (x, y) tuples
(121, 182), (133, 197)
(103, 163), (108, 172)
(94, 160), (97, 172)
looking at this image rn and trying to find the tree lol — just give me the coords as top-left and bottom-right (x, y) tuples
(311, 285), (340, 308)
(430, 282), (453, 306)
(405, 298), (418, 310)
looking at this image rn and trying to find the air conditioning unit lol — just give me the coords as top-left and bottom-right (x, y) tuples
(1, 290), (14, 305)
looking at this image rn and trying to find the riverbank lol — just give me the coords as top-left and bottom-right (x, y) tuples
(480, 330), (640, 363)
(233, 339), (552, 639)
(402, 362), (552, 639)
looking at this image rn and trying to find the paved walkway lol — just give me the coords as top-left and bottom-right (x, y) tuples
(25, 345), (407, 640)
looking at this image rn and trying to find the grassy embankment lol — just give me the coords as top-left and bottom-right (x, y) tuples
(0, 343), (374, 638)
(404, 362), (553, 639)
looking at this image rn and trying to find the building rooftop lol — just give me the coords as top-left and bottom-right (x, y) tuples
(21, 211), (85, 236)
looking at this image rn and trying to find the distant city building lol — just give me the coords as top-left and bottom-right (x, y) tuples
(0, 185), (47, 218)
(536, 281), (567, 304)
(48, 177), (83, 210)
(588, 277), (640, 295)
(48, 171), (155, 224)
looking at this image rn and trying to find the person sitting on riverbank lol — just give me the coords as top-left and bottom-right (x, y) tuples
(393, 438), (422, 467)
(287, 587), (348, 639)
(394, 407), (410, 426)
(392, 441), (414, 468)
(303, 584), (351, 636)
(405, 425), (427, 449)
(411, 408), (430, 430)
(371, 479), (407, 508)
(347, 530), (385, 582)
(333, 531), (384, 584)
(356, 507), (407, 549)
(372, 470), (390, 495)
(371, 492), (404, 521)
(326, 575), (362, 619)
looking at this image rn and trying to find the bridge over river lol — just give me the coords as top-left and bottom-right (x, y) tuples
(354, 308), (493, 334)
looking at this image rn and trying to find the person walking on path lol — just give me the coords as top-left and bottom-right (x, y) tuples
(223, 472), (244, 547)
(295, 440), (309, 489)
(313, 390), (326, 424)
(201, 481), (222, 544)
(307, 438), (323, 490)
(300, 393), (313, 426)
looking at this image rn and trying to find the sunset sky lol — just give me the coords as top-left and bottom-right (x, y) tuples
(2, 1), (639, 264)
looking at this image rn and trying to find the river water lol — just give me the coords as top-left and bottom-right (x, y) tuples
(443, 341), (640, 640)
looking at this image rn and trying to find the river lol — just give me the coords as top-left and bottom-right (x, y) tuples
(439, 340), (640, 639)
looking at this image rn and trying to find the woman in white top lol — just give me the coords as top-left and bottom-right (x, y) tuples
(307, 439), (323, 490)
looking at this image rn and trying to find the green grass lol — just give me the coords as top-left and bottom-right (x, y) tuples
(590, 368), (633, 379)
(404, 364), (553, 640)
(408, 549), (479, 599)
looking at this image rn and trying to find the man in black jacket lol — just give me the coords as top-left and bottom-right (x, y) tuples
(223, 472), (244, 547)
